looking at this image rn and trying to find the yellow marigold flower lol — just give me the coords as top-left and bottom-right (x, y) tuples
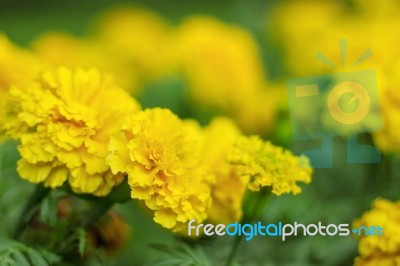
(373, 81), (400, 153)
(0, 34), (41, 89)
(7, 67), (140, 196)
(31, 33), (140, 94)
(234, 88), (280, 134)
(228, 136), (312, 195)
(353, 198), (400, 265)
(107, 108), (213, 232)
(353, 0), (400, 19)
(0, 34), (43, 138)
(202, 117), (247, 224)
(270, 0), (400, 77)
(176, 16), (276, 134)
(270, 0), (348, 76)
(32, 33), (94, 69)
(95, 7), (175, 82)
(271, 0), (400, 145)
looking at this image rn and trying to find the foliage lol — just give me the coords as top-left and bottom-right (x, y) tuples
(0, 238), (60, 266)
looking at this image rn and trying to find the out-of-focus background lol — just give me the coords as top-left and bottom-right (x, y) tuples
(1, 0), (400, 265)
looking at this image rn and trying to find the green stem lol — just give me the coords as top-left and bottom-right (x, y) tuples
(13, 185), (50, 239)
(225, 231), (243, 266)
(225, 188), (271, 266)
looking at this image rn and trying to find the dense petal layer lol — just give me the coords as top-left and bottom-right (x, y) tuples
(8, 67), (140, 196)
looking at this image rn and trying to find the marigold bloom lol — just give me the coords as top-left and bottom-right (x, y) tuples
(353, 198), (400, 265)
(373, 82), (400, 153)
(228, 136), (312, 195)
(270, 0), (347, 76)
(270, 0), (400, 76)
(32, 33), (140, 94)
(202, 117), (247, 224)
(8, 67), (140, 196)
(107, 108), (213, 231)
(272, 0), (400, 145)
(0, 34), (42, 138)
(95, 7), (175, 83)
(176, 16), (276, 134)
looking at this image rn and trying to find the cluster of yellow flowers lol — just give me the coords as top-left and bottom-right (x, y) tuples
(31, 7), (174, 95)
(271, 0), (400, 153)
(353, 198), (400, 265)
(30, 8), (279, 135)
(176, 16), (278, 133)
(0, 7), (312, 232)
(272, 1), (400, 263)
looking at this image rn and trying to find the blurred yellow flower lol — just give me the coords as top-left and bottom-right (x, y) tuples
(33, 7), (179, 95)
(95, 7), (175, 84)
(270, 0), (347, 75)
(353, 198), (400, 265)
(228, 136), (312, 195)
(32, 33), (140, 94)
(176, 16), (276, 134)
(107, 108), (213, 231)
(0, 34), (41, 89)
(202, 117), (247, 224)
(353, 0), (400, 19)
(7, 67), (140, 196)
(0, 34), (43, 138)
(373, 83), (400, 153)
(271, 0), (400, 77)
(32, 33), (96, 69)
(271, 0), (400, 146)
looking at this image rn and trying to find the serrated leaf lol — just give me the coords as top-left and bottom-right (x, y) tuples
(27, 248), (48, 266)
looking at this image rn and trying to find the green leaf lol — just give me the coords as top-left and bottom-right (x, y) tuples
(0, 238), (59, 266)
(39, 194), (57, 227)
(149, 243), (212, 266)
(0, 250), (16, 266)
(78, 228), (86, 258)
(27, 248), (48, 266)
(11, 249), (30, 266)
(149, 259), (184, 266)
(37, 249), (59, 265)
(0, 140), (20, 182)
